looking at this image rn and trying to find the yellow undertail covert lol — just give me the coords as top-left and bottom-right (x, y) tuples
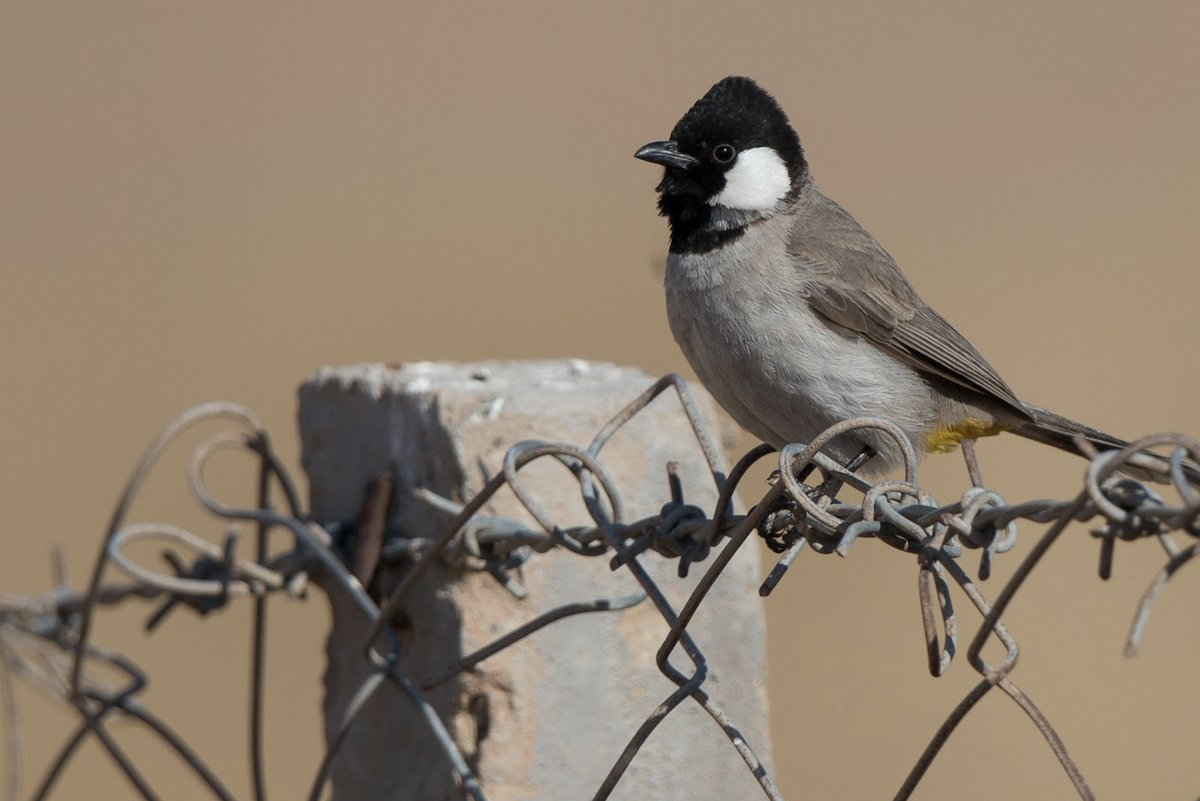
(924, 419), (1010, 453)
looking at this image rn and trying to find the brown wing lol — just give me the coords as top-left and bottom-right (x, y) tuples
(788, 192), (1030, 417)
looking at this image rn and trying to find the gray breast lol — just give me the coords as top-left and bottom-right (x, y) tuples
(663, 229), (937, 475)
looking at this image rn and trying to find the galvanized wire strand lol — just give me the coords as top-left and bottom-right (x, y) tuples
(101, 695), (239, 801)
(918, 541), (956, 677)
(708, 442), (777, 547)
(575, 459), (710, 692)
(893, 675), (994, 801)
(367, 437), (628, 653)
(896, 555), (1029, 801)
(7, 390), (1200, 801)
(998, 677), (1093, 798)
(586, 373), (727, 492)
(372, 645), (488, 801)
(936, 555), (1019, 678)
(59, 686), (241, 801)
(930, 549), (1093, 801)
(182, 424), (483, 798)
(758, 430), (1099, 801)
(695, 686), (782, 800)
(32, 644), (155, 801)
(375, 378), (776, 800)
(69, 646), (228, 801)
(502, 441), (623, 555)
(106, 523), (286, 597)
(778, 417), (916, 532)
(186, 414), (1200, 799)
(397, 421), (1192, 589)
(0, 631), (20, 801)
(593, 668), (782, 801)
(9, 401), (647, 801)
(185, 431), (489, 797)
(658, 480), (781, 676)
(70, 402), (267, 696)
(591, 679), (701, 801)
(1125, 541), (1199, 657)
(420, 591), (647, 691)
(367, 468), (515, 655)
(1170, 446), (1200, 509)
(573, 481), (733, 794)
(187, 432), (377, 623)
(44, 706), (160, 801)
(249, 444), (273, 801)
(966, 492), (1090, 674)
(307, 652), (395, 801)
(576, 420), (779, 799)
(1085, 434), (1200, 521)
(442, 413), (1180, 799)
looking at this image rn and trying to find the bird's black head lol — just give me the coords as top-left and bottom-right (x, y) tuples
(635, 76), (807, 253)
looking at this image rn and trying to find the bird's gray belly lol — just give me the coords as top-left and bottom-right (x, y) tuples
(665, 267), (935, 476)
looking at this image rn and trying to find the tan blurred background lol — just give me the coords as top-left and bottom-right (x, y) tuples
(3, 2), (1199, 799)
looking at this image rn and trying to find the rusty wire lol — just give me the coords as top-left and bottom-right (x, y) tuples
(1, 376), (1199, 801)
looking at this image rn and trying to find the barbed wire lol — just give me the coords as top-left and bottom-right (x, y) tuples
(1, 375), (1198, 800)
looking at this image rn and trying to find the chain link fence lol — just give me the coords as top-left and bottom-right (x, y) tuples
(1, 374), (1197, 800)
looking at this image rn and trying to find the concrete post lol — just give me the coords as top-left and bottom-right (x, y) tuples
(298, 360), (772, 800)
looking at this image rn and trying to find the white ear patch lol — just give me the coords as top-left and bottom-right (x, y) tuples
(709, 147), (791, 211)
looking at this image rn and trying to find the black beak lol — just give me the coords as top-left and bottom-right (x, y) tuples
(634, 140), (699, 170)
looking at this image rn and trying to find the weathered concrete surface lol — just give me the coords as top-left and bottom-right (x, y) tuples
(299, 360), (772, 801)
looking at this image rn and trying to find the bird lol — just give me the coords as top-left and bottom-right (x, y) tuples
(635, 75), (1167, 482)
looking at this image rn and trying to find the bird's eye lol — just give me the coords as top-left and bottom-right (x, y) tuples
(712, 144), (737, 164)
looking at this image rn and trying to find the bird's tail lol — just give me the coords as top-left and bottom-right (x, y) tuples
(1016, 403), (1199, 485)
